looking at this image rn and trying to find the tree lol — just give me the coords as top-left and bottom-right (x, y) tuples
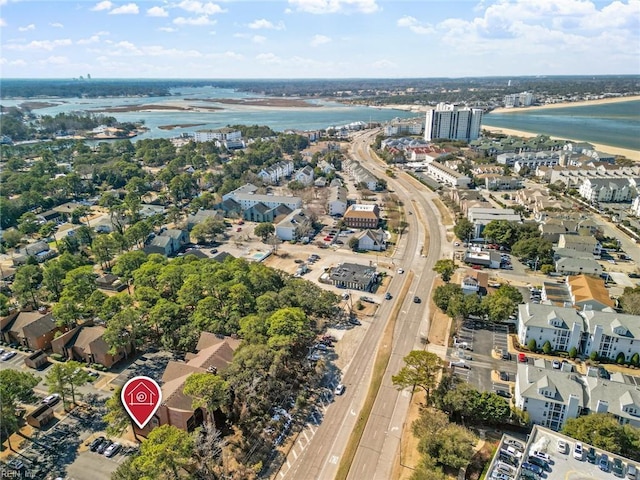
(2, 229), (23, 248)
(0, 370), (39, 450)
(619, 286), (640, 315)
(18, 212), (40, 235)
(183, 373), (228, 424)
(127, 425), (195, 479)
(45, 363), (71, 407)
(562, 414), (640, 461)
(541, 264), (555, 275)
(528, 339), (537, 352)
(91, 234), (119, 269)
(482, 294), (516, 323)
(542, 340), (552, 355)
(392, 350), (443, 404)
(433, 283), (463, 313)
(433, 259), (456, 282)
(453, 218), (474, 243)
(104, 387), (130, 436)
(266, 307), (312, 349)
(12, 264), (43, 307)
(254, 222), (275, 242)
(511, 237), (553, 263)
(112, 250), (147, 284)
(569, 346), (578, 359)
(631, 352), (640, 367)
(104, 307), (148, 357)
(494, 284), (523, 304)
(348, 236), (359, 251)
(0, 293), (10, 317)
(482, 220), (519, 246)
(42, 261), (66, 301)
(191, 217), (226, 244)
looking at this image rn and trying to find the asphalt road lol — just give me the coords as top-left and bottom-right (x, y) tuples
(278, 129), (447, 480)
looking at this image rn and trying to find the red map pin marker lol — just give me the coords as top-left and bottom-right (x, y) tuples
(121, 376), (162, 429)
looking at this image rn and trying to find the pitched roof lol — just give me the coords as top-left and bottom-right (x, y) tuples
(568, 275), (614, 309)
(2, 311), (57, 338)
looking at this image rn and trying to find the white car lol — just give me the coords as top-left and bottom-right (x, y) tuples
(334, 384), (345, 395)
(491, 471), (512, 480)
(557, 439), (569, 454)
(1, 351), (17, 361)
(42, 393), (60, 405)
(532, 451), (551, 462)
(397, 268), (404, 274)
(573, 441), (583, 460)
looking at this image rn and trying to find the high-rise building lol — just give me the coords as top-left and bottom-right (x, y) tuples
(424, 103), (483, 142)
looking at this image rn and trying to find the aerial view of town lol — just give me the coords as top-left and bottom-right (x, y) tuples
(1, 1), (639, 480)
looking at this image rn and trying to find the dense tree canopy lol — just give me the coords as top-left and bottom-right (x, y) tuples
(562, 414), (640, 462)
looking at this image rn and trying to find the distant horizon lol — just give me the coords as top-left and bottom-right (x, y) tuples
(1, 1), (638, 78)
(3, 74), (639, 81)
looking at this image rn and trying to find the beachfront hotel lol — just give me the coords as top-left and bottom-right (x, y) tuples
(424, 103), (483, 142)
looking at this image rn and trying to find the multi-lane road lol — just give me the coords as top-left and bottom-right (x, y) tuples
(278, 129), (449, 480)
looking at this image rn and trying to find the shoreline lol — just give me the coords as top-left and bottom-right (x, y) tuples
(482, 126), (640, 161)
(490, 95), (640, 114)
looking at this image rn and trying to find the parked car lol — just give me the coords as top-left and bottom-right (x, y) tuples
(552, 359), (561, 369)
(599, 454), (610, 472)
(499, 371), (509, 381)
(90, 436), (106, 452)
(557, 439), (568, 454)
(627, 463), (637, 479)
(504, 439), (524, 450)
(104, 442), (121, 457)
(495, 389), (512, 399)
(573, 441), (584, 460)
(1, 351), (17, 361)
(490, 471), (511, 480)
(528, 455), (549, 471)
(97, 440), (111, 454)
(522, 462), (544, 475)
(518, 353), (528, 363)
(586, 447), (597, 464)
(613, 458), (625, 477)
(42, 394), (60, 405)
(334, 384), (345, 396)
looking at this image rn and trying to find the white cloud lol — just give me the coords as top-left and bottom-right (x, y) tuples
(77, 35), (101, 45)
(49, 22), (64, 28)
(174, 15), (216, 26)
(5, 38), (72, 51)
(44, 55), (69, 65)
(256, 52), (282, 64)
(18, 23), (35, 31)
(91, 1), (113, 11)
(234, 33), (267, 43)
(0, 18), (6, 27)
(158, 27), (177, 32)
(147, 6), (168, 17)
(109, 3), (139, 15)
(177, 0), (226, 15)
(372, 59), (396, 69)
(248, 19), (285, 30)
(397, 16), (433, 35)
(310, 34), (330, 46)
(288, 0), (380, 14)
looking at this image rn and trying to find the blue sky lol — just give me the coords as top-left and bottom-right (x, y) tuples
(1, 0), (639, 78)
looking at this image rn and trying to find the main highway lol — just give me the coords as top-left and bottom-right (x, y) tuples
(278, 129), (448, 480)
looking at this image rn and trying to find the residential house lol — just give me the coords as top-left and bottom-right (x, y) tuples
(327, 186), (348, 216)
(13, 241), (57, 266)
(343, 160), (379, 191)
(355, 229), (386, 252)
(95, 274), (127, 292)
(329, 263), (378, 291)
(557, 234), (601, 256)
(343, 204), (380, 229)
(483, 175), (522, 191)
(539, 224), (569, 244)
(51, 323), (131, 368)
(461, 269), (488, 295)
(135, 333), (240, 436)
(36, 209), (62, 224)
(463, 249), (501, 269)
(275, 209), (312, 241)
(257, 161), (294, 184)
(0, 311), (59, 351)
(515, 359), (585, 431)
(185, 209), (224, 231)
(555, 257), (603, 276)
(294, 166), (314, 186)
(579, 178), (639, 203)
(567, 275), (614, 311)
(144, 229), (189, 257)
(425, 161), (471, 187)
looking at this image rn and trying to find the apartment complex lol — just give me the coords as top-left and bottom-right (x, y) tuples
(424, 103), (483, 142)
(503, 91), (534, 108)
(425, 161), (472, 187)
(343, 204), (380, 229)
(517, 302), (639, 363)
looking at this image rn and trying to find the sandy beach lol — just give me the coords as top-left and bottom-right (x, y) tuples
(482, 125), (640, 161)
(491, 95), (640, 114)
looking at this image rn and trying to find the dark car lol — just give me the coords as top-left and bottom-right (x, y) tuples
(528, 455), (549, 471)
(413, 296), (421, 303)
(97, 440), (111, 454)
(90, 436), (106, 452)
(586, 447), (597, 464)
(599, 454), (610, 472)
(499, 372), (509, 381)
(385, 292), (392, 300)
(613, 458), (625, 477)
(522, 462), (544, 475)
(495, 389), (512, 399)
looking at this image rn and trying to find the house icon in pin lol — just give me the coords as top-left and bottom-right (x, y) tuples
(127, 382), (157, 406)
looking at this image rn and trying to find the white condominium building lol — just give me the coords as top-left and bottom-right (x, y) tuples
(424, 103), (483, 142)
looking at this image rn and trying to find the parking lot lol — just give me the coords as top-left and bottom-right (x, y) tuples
(449, 319), (517, 397)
